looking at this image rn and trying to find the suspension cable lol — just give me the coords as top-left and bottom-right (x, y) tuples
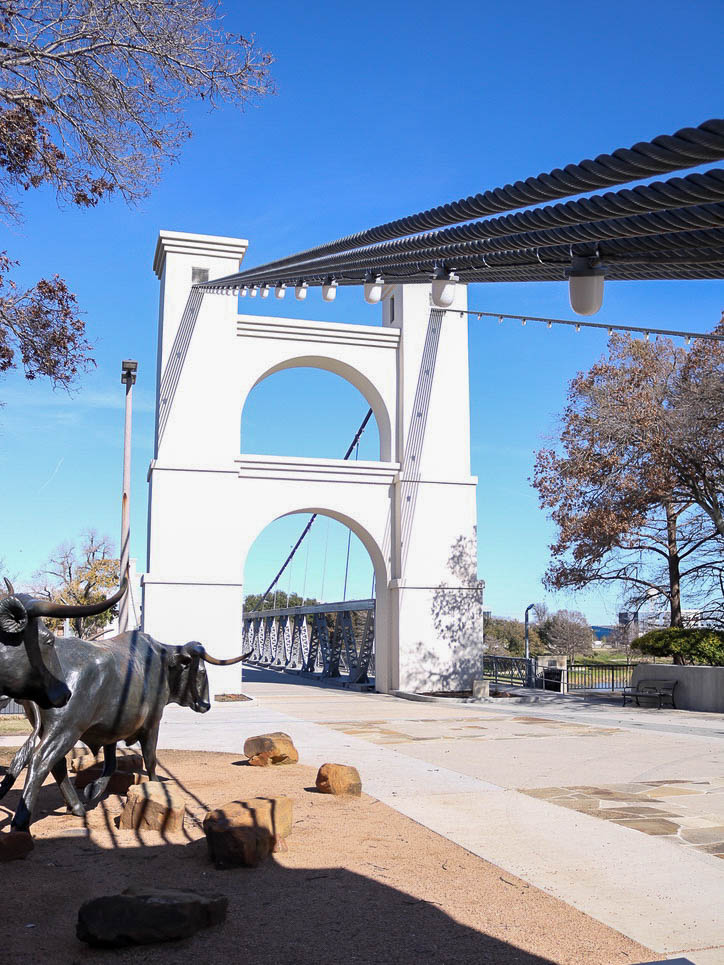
(442, 308), (723, 342)
(256, 408), (374, 607)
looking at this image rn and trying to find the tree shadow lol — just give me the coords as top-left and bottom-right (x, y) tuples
(405, 534), (487, 693)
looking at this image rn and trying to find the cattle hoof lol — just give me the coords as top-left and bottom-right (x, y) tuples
(68, 803), (86, 817)
(83, 778), (111, 807)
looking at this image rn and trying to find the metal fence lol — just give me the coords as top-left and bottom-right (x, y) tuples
(243, 599), (375, 686)
(481, 655), (535, 688)
(479, 657), (638, 692)
(0, 696), (24, 715)
(567, 663), (637, 691)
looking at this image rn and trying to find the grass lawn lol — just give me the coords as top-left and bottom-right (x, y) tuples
(0, 716), (31, 736)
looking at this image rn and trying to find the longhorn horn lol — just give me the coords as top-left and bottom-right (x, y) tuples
(200, 648), (253, 666)
(3, 578), (14, 596)
(27, 577), (128, 620)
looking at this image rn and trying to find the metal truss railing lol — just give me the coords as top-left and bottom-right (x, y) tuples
(243, 599), (375, 685)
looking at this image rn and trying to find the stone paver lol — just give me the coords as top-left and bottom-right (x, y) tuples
(521, 779), (724, 858)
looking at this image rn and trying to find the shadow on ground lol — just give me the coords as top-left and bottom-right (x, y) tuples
(0, 748), (648, 965)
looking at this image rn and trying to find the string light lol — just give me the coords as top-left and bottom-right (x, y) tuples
(431, 269), (459, 308)
(364, 275), (384, 304)
(322, 278), (338, 302)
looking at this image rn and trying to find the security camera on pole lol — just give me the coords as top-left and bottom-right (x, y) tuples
(119, 360), (137, 633)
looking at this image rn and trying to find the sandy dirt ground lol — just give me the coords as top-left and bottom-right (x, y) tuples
(0, 747), (654, 965)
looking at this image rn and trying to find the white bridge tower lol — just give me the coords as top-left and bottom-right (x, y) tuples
(143, 231), (483, 696)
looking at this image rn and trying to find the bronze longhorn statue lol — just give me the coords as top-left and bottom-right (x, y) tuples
(0, 578), (247, 832)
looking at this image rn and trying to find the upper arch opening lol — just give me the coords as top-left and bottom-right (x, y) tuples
(241, 357), (390, 461)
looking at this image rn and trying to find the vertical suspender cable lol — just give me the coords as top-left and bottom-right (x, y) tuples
(256, 407), (374, 607)
(342, 440), (360, 600)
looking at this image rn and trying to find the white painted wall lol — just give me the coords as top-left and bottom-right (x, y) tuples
(143, 231), (483, 697)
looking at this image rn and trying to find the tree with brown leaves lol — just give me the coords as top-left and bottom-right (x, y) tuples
(33, 529), (119, 638)
(0, 0), (273, 393)
(533, 330), (723, 628)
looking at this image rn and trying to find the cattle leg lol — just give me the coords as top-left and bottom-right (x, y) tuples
(0, 702), (41, 799)
(140, 724), (160, 782)
(51, 757), (86, 817)
(81, 742), (117, 806)
(11, 728), (80, 832)
(0, 738), (34, 799)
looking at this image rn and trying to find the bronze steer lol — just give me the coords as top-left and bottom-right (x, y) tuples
(0, 593), (245, 832)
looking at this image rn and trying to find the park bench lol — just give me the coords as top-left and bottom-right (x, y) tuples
(622, 678), (677, 709)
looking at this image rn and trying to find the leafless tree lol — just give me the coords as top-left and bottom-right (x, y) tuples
(0, 1), (273, 393)
(33, 529), (118, 638)
(538, 609), (592, 660)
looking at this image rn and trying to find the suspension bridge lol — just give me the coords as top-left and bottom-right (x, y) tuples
(142, 117), (724, 698)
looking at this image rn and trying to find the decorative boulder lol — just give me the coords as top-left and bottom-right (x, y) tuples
(76, 887), (227, 947)
(75, 768), (147, 795)
(118, 782), (185, 832)
(204, 824), (274, 869)
(243, 732), (299, 766)
(70, 751), (143, 774)
(315, 763), (362, 796)
(203, 796), (293, 864)
(0, 831), (34, 862)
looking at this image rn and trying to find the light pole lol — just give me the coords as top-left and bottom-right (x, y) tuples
(524, 603), (536, 688)
(119, 360), (137, 633)
(524, 603), (536, 660)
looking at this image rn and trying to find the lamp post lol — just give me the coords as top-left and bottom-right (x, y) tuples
(524, 603), (536, 688)
(524, 603), (536, 660)
(119, 360), (137, 633)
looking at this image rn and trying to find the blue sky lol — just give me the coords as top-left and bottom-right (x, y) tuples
(0, 0), (722, 623)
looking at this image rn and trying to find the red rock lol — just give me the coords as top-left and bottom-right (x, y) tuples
(119, 783), (185, 832)
(71, 752), (143, 774)
(77, 887), (227, 947)
(75, 767), (147, 795)
(203, 797), (293, 849)
(204, 825), (274, 869)
(316, 763), (362, 796)
(243, 732), (298, 766)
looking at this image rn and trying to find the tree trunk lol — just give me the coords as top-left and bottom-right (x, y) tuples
(665, 501), (684, 663)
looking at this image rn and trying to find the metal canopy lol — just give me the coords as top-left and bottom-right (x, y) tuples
(203, 119), (724, 291)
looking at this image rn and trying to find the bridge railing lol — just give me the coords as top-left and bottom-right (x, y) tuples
(243, 599), (375, 686)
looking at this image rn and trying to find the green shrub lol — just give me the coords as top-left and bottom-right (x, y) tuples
(633, 628), (724, 666)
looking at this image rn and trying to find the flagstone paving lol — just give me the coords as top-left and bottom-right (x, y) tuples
(521, 779), (724, 858)
(323, 714), (622, 743)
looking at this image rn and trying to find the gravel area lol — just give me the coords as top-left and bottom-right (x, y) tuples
(0, 747), (653, 964)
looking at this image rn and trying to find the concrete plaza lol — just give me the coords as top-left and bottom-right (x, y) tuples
(157, 669), (724, 964)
